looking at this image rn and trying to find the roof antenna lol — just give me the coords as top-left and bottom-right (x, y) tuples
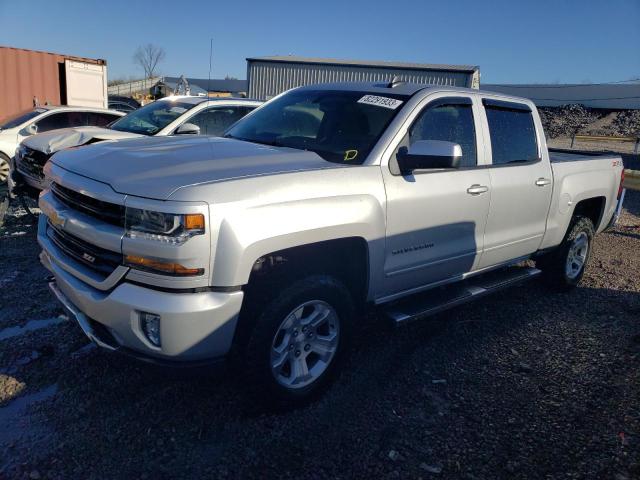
(207, 38), (213, 98)
(387, 75), (404, 88)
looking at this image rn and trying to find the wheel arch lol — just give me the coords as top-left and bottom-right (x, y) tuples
(571, 196), (606, 231)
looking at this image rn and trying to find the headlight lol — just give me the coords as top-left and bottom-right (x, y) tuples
(125, 208), (205, 245)
(15, 144), (26, 161)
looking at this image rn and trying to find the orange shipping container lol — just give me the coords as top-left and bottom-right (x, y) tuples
(0, 46), (107, 122)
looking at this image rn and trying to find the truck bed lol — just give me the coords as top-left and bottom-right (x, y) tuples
(549, 148), (619, 163)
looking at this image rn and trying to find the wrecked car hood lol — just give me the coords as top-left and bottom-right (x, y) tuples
(50, 136), (341, 200)
(22, 126), (142, 155)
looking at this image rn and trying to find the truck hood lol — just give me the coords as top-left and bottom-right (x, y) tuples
(22, 126), (142, 155)
(50, 136), (340, 200)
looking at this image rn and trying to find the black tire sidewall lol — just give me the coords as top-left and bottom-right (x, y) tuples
(0, 153), (9, 185)
(542, 216), (595, 289)
(242, 275), (354, 408)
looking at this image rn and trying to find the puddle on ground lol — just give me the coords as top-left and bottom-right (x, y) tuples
(0, 316), (67, 341)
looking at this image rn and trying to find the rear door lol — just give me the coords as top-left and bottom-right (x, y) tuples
(381, 94), (491, 298)
(477, 98), (553, 268)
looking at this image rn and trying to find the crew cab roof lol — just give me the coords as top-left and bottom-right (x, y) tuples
(295, 82), (531, 104)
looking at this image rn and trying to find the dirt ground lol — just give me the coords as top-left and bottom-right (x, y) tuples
(0, 179), (639, 479)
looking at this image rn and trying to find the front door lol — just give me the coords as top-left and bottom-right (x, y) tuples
(381, 95), (491, 299)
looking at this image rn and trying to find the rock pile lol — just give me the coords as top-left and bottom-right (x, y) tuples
(539, 104), (640, 138)
(538, 104), (603, 138)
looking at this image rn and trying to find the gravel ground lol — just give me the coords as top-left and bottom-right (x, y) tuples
(539, 105), (640, 139)
(0, 183), (639, 479)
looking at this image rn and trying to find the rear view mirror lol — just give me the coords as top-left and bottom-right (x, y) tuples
(397, 140), (462, 175)
(175, 123), (200, 135)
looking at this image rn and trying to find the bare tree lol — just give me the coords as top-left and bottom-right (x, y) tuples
(133, 44), (166, 79)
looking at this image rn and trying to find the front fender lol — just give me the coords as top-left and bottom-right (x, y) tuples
(210, 194), (385, 287)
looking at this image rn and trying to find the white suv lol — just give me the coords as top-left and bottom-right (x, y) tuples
(11, 97), (262, 195)
(0, 106), (124, 184)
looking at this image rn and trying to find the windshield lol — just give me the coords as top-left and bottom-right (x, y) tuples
(0, 109), (46, 130)
(225, 90), (408, 164)
(109, 100), (197, 135)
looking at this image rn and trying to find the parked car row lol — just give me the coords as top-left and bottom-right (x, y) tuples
(9, 82), (628, 408)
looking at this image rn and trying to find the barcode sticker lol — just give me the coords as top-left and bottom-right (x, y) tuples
(357, 95), (404, 110)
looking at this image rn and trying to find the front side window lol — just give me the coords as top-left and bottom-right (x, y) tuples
(188, 106), (255, 136)
(225, 89), (409, 164)
(409, 100), (477, 167)
(36, 112), (87, 132)
(485, 104), (538, 165)
(110, 100), (198, 135)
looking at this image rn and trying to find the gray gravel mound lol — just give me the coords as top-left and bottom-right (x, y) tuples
(540, 105), (640, 139)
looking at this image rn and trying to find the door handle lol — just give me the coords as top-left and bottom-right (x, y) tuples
(535, 178), (551, 186)
(467, 184), (489, 195)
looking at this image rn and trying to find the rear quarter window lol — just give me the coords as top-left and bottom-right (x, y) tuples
(485, 104), (538, 165)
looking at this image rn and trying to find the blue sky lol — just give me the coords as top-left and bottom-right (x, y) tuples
(1, 0), (639, 84)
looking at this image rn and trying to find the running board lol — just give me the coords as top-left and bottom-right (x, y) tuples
(384, 266), (541, 326)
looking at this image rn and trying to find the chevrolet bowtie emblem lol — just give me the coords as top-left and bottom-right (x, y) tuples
(49, 210), (67, 228)
(82, 253), (96, 263)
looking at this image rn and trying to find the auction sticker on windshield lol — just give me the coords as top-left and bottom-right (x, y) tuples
(357, 95), (403, 110)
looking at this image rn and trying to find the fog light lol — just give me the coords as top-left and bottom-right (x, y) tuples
(140, 312), (161, 347)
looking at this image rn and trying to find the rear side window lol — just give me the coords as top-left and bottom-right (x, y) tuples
(188, 106), (255, 136)
(87, 112), (121, 127)
(484, 102), (538, 165)
(409, 100), (477, 167)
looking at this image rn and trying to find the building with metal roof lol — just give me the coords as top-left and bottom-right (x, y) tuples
(246, 56), (480, 100)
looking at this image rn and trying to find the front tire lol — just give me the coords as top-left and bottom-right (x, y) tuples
(241, 275), (354, 409)
(537, 215), (595, 291)
(18, 193), (40, 218)
(0, 153), (10, 185)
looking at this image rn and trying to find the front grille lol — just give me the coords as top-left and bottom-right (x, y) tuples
(51, 182), (125, 227)
(47, 222), (121, 276)
(17, 147), (50, 180)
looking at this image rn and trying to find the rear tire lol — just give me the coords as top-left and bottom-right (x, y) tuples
(240, 275), (354, 410)
(537, 215), (594, 291)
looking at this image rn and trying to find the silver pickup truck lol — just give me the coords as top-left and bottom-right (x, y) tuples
(37, 82), (625, 407)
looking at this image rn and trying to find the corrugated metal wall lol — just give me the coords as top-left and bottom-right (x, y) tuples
(0, 47), (105, 121)
(248, 61), (477, 100)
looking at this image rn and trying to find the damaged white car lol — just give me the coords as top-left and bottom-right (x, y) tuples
(9, 96), (261, 208)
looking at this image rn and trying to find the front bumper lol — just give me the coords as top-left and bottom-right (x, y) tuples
(7, 159), (41, 200)
(40, 247), (244, 364)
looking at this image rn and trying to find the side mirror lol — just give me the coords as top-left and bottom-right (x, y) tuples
(175, 123), (200, 135)
(22, 123), (38, 136)
(397, 140), (462, 175)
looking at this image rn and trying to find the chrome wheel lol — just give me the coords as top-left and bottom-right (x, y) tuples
(270, 300), (340, 390)
(0, 157), (9, 184)
(565, 232), (588, 279)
